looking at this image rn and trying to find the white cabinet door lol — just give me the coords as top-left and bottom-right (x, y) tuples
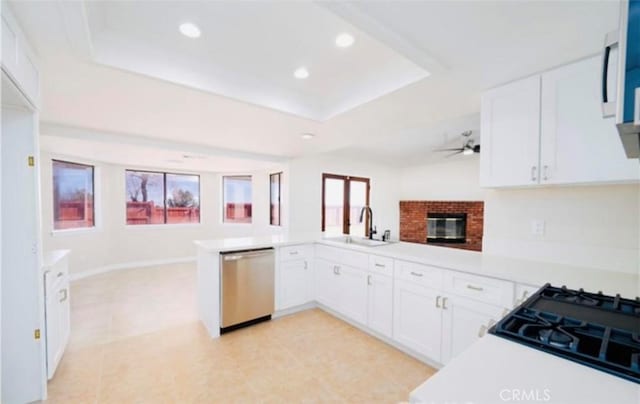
(540, 56), (640, 184)
(393, 279), (442, 362)
(278, 259), (310, 310)
(337, 265), (368, 325)
(440, 295), (504, 364)
(367, 272), (393, 339)
(480, 75), (542, 187)
(45, 287), (60, 380)
(314, 258), (337, 309)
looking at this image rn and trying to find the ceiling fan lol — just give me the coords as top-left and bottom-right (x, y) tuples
(434, 130), (480, 157)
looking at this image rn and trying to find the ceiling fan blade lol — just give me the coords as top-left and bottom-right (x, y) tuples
(445, 150), (464, 158)
(434, 147), (464, 152)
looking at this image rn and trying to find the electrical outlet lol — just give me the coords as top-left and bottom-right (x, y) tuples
(531, 220), (545, 236)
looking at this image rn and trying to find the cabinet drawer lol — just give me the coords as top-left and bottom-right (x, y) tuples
(368, 255), (394, 276)
(395, 260), (444, 289)
(443, 271), (514, 308)
(315, 244), (368, 269)
(280, 244), (311, 262)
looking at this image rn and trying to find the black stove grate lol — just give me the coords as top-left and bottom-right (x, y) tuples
(489, 284), (640, 384)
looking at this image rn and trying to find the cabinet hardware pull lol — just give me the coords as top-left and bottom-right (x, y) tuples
(335, 266), (341, 275)
(436, 295), (441, 308)
(289, 251), (298, 255)
(442, 297), (448, 310)
(522, 290), (529, 299)
(410, 271), (423, 277)
(367, 275), (372, 286)
(374, 263), (385, 268)
(543, 165), (549, 181)
(531, 166), (537, 181)
(59, 289), (68, 302)
(478, 324), (487, 338)
(304, 260), (308, 270)
(466, 284), (484, 292)
(56, 272), (64, 278)
(333, 266), (337, 274)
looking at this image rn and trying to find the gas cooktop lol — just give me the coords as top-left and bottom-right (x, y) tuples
(489, 284), (640, 383)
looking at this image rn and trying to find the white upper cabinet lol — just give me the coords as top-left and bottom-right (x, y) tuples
(1, 4), (40, 107)
(481, 56), (640, 188)
(540, 56), (640, 184)
(480, 75), (542, 187)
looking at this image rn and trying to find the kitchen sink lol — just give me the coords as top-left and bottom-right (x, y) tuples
(323, 235), (390, 247)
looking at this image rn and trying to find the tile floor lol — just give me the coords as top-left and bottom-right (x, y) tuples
(46, 263), (437, 403)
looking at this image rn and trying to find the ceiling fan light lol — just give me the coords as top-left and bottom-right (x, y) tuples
(463, 148), (474, 156)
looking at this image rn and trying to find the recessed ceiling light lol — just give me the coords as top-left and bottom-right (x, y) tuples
(294, 67), (309, 79)
(335, 33), (355, 48)
(301, 133), (315, 140)
(179, 22), (201, 38)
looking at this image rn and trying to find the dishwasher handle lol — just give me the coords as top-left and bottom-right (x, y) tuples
(221, 248), (274, 261)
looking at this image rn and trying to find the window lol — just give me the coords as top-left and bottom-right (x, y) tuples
(322, 173), (370, 237)
(223, 176), (252, 223)
(53, 160), (95, 230)
(126, 170), (200, 225)
(270, 172), (282, 226)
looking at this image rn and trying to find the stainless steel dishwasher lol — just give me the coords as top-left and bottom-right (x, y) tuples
(220, 248), (275, 332)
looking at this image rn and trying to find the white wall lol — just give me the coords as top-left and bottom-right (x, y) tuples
(40, 152), (287, 275)
(399, 157), (639, 274)
(483, 184), (640, 274)
(400, 156), (485, 201)
(288, 153), (400, 239)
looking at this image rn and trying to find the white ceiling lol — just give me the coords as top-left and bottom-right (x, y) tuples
(81, 1), (429, 121)
(8, 0), (621, 169)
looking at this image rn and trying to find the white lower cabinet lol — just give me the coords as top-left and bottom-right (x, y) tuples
(366, 272), (393, 338)
(315, 258), (338, 310)
(440, 295), (504, 364)
(315, 258), (368, 324)
(278, 259), (311, 310)
(277, 244), (313, 310)
(393, 279), (443, 362)
(337, 265), (368, 325)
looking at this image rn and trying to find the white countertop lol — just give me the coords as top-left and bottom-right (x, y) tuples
(410, 335), (640, 404)
(194, 235), (639, 297)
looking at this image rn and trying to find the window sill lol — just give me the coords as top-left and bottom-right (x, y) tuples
(51, 227), (100, 237)
(221, 221), (253, 226)
(125, 223), (203, 230)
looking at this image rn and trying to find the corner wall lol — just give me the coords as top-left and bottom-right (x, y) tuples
(39, 152), (287, 276)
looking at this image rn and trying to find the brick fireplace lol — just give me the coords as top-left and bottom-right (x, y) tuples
(399, 200), (484, 251)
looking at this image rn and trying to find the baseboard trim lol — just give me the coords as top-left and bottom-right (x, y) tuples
(70, 256), (196, 282)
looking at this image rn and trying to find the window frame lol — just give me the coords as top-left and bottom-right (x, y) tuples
(125, 169), (201, 226)
(52, 159), (96, 232)
(222, 175), (253, 224)
(269, 172), (282, 226)
(321, 173), (370, 236)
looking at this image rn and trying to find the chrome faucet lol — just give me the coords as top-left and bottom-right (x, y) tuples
(359, 206), (377, 240)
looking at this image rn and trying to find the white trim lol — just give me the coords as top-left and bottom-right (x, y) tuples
(51, 226), (100, 237)
(69, 256), (196, 282)
(124, 223), (203, 230)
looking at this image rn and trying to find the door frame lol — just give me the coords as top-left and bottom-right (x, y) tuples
(321, 173), (370, 235)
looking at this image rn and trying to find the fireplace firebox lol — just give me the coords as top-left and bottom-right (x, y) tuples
(426, 213), (467, 244)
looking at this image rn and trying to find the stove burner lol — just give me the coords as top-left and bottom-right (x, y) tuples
(538, 328), (574, 349)
(561, 295), (599, 306)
